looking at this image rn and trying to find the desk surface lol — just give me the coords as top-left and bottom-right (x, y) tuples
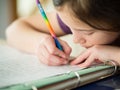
(75, 74), (120, 90)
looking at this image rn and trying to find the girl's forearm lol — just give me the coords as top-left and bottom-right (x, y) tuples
(108, 47), (120, 65)
(113, 50), (120, 65)
(6, 20), (50, 54)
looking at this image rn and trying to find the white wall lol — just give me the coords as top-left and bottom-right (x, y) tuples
(17, 0), (36, 17)
(17, 0), (54, 17)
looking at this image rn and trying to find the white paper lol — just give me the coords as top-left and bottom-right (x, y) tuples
(0, 45), (82, 88)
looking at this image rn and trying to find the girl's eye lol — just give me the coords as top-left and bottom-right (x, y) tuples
(83, 32), (94, 35)
(71, 28), (95, 35)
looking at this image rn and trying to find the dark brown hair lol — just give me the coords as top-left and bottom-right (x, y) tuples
(53, 0), (120, 32)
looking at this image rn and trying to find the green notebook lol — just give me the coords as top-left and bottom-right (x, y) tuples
(0, 45), (118, 90)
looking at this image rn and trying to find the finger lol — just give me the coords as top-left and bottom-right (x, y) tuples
(77, 55), (95, 68)
(41, 45), (68, 65)
(59, 40), (72, 57)
(49, 55), (68, 66)
(40, 55), (65, 66)
(44, 38), (67, 59)
(95, 59), (103, 63)
(70, 50), (91, 65)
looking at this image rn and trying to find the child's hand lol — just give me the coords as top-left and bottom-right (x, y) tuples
(36, 35), (72, 66)
(70, 45), (120, 68)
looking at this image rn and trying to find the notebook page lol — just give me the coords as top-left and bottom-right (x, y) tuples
(0, 45), (82, 88)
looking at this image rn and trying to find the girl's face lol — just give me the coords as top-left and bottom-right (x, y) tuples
(57, 7), (119, 48)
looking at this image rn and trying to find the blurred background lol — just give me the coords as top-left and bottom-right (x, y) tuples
(0, 0), (54, 39)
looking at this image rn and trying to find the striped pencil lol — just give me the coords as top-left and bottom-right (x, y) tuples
(36, 0), (63, 51)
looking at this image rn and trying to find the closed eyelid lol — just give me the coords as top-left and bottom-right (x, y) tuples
(74, 29), (95, 35)
(74, 29), (95, 33)
(72, 28), (95, 32)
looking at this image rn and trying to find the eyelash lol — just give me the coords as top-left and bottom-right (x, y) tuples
(83, 32), (94, 35)
(71, 29), (94, 35)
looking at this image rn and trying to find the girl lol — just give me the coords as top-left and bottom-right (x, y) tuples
(6, 0), (120, 67)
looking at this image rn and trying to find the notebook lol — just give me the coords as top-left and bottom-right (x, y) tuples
(0, 44), (118, 90)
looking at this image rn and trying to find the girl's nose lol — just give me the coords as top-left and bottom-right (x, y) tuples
(73, 35), (86, 44)
(79, 39), (86, 44)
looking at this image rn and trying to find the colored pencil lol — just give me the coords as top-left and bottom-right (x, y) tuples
(36, 0), (63, 50)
